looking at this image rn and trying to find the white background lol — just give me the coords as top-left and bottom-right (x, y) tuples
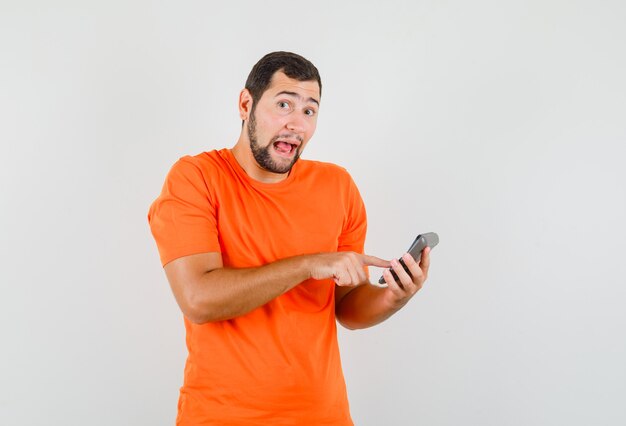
(1, 1), (625, 425)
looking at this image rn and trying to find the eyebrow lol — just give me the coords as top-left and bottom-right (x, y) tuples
(275, 90), (320, 106)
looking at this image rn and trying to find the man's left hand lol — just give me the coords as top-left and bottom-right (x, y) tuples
(381, 247), (431, 309)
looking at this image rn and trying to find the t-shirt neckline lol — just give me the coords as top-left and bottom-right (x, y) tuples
(222, 148), (299, 190)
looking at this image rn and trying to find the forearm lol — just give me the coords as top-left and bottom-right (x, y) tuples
(165, 250), (389, 324)
(180, 255), (313, 324)
(335, 284), (406, 330)
(335, 251), (431, 329)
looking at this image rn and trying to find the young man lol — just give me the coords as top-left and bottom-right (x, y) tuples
(148, 51), (430, 425)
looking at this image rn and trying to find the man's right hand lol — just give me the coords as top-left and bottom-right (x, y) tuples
(163, 251), (390, 323)
(308, 252), (390, 286)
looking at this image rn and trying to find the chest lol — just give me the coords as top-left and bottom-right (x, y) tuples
(214, 181), (345, 267)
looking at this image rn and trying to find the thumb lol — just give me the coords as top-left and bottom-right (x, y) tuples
(361, 254), (391, 268)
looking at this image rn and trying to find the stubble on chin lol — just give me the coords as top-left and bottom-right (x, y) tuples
(247, 111), (300, 174)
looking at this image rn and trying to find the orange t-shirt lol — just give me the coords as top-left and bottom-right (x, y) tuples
(148, 149), (367, 425)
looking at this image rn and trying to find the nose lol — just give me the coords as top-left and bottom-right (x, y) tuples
(285, 113), (307, 133)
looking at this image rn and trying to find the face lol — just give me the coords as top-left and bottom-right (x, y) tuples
(245, 72), (320, 175)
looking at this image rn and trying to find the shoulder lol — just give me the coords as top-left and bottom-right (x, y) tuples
(294, 159), (362, 208)
(171, 149), (228, 173)
(166, 149), (232, 183)
(297, 158), (354, 184)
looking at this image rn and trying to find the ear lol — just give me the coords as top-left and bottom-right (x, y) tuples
(238, 89), (253, 121)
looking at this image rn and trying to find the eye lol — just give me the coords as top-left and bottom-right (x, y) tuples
(304, 108), (316, 116)
(278, 101), (290, 109)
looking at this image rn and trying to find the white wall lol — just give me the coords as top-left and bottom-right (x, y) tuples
(1, 1), (625, 425)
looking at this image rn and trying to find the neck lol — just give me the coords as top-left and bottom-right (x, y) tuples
(231, 134), (290, 184)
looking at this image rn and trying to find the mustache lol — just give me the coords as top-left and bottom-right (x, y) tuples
(270, 134), (304, 144)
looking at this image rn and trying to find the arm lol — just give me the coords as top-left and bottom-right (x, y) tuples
(335, 248), (431, 330)
(164, 250), (390, 324)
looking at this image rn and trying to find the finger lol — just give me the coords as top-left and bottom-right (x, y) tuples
(382, 268), (407, 296)
(352, 257), (369, 284)
(361, 254), (391, 268)
(390, 257), (415, 290)
(333, 263), (350, 286)
(344, 253), (366, 281)
(335, 256), (363, 286)
(420, 247), (431, 278)
(346, 262), (361, 286)
(401, 253), (425, 290)
(339, 254), (363, 286)
(401, 253), (422, 278)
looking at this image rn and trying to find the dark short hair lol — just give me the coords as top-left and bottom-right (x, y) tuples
(245, 51), (322, 105)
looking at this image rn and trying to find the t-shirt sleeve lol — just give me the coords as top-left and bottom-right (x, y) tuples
(337, 172), (367, 255)
(337, 172), (369, 278)
(148, 156), (221, 266)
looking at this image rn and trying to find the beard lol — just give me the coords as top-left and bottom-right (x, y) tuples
(247, 109), (302, 174)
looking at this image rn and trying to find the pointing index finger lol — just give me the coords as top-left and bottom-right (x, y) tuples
(361, 254), (391, 268)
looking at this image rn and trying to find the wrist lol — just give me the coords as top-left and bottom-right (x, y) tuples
(381, 289), (408, 312)
(299, 252), (325, 281)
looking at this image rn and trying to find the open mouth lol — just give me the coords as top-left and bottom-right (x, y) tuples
(273, 141), (298, 156)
